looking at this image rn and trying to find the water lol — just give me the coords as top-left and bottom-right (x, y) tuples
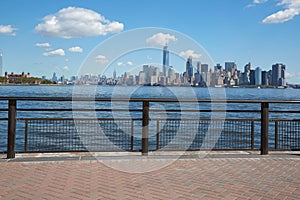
(1, 85), (300, 152)
(0, 85), (298, 98)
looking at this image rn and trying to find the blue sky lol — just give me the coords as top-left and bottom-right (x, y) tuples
(0, 0), (300, 83)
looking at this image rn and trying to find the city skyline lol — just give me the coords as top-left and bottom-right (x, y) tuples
(0, 1), (300, 83)
(45, 45), (287, 88)
(0, 44), (289, 87)
(93, 52), (287, 87)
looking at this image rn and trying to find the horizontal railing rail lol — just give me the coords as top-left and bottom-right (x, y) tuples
(1, 97), (300, 158)
(1, 96), (300, 103)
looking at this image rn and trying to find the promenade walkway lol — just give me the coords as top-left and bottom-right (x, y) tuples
(0, 151), (299, 199)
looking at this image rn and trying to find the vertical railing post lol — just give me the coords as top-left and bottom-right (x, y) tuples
(7, 99), (17, 159)
(261, 102), (269, 155)
(156, 120), (160, 150)
(251, 119), (255, 151)
(131, 120), (134, 151)
(275, 120), (278, 150)
(24, 119), (28, 152)
(142, 101), (149, 156)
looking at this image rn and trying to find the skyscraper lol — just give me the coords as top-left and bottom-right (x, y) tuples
(143, 65), (150, 84)
(281, 65), (286, 86)
(244, 62), (251, 73)
(200, 64), (209, 74)
(113, 69), (117, 80)
(0, 50), (3, 76)
(255, 67), (262, 85)
(52, 72), (57, 83)
(250, 70), (255, 85)
(225, 62), (235, 72)
(272, 63), (286, 87)
(162, 45), (169, 77)
(186, 56), (193, 82)
(196, 62), (201, 74)
(262, 71), (269, 86)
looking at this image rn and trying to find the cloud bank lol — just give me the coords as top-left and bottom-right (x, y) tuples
(43, 49), (65, 56)
(0, 25), (17, 36)
(117, 61), (133, 67)
(262, 0), (300, 23)
(96, 55), (109, 64)
(68, 46), (83, 53)
(35, 43), (51, 47)
(179, 50), (201, 59)
(146, 33), (177, 46)
(254, 0), (268, 4)
(35, 7), (124, 38)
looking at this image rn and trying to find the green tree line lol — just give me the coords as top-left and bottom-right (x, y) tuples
(0, 76), (55, 84)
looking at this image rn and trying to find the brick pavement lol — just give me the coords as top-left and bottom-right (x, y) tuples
(0, 156), (299, 199)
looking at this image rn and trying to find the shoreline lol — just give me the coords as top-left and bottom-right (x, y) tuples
(0, 84), (290, 89)
(0, 84), (61, 86)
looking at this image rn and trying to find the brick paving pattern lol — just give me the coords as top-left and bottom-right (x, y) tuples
(0, 157), (299, 199)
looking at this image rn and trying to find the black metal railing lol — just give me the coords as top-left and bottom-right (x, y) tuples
(24, 118), (133, 152)
(0, 97), (300, 158)
(21, 118), (257, 153)
(274, 119), (300, 150)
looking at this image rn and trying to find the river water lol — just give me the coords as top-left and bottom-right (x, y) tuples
(0, 85), (300, 99)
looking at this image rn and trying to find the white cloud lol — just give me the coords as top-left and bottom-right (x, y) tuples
(96, 54), (109, 64)
(117, 61), (134, 67)
(62, 66), (70, 71)
(0, 25), (17, 36)
(179, 50), (201, 59)
(278, 0), (300, 8)
(146, 33), (177, 46)
(68, 46), (83, 53)
(43, 49), (65, 56)
(253, 0), (268, 4)
(96, 55), (106, 60)
(35, 43), (51, 47)
(263, 8), (299, 23)
(262, 0), (300, 23)
(246, 0), (268, 8)
(35, 7), (124, 38)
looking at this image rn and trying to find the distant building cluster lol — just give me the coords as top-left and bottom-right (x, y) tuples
(0, 72), (43, 85)
(0, 46), (286, 87)
(112, 58), (286, 87)
(76, 45), (286, 87)
(5, 72), (30, 78)
(4, 72), (31, 83)
(52, 44), (287, 87)
(207, 62), (286, 87)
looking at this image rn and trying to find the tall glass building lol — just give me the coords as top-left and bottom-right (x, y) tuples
(186, 56), (193, 82)
(255, 67), (262, 85)
(272, 63), (286, 86)
(162, 45), (169, 77)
